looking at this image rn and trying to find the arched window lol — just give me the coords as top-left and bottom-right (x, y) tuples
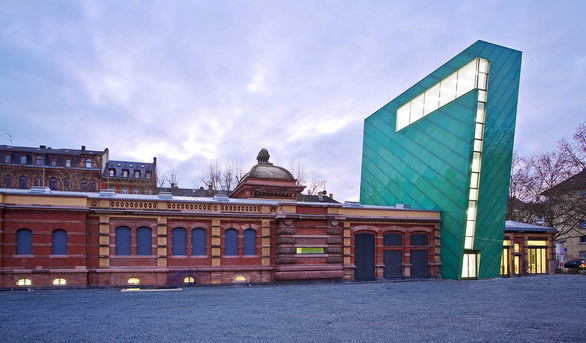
(17, 229), (32, 254)
(115, 226), (131, 255)
(88, 180), (96, 192)
(137, 227), (152, 256)
(52, 229), (67, 255)
(192, 228), (206, 256)
(19, 176), (27, 189)
(81, 179), (88, 191)
(184, 276), (195, 284)
(17, 278), (32, 286)
(127, 277), (140, 285)
(3, 176), (11, 188)
(172, 228), (186, 255)
(243, 229), (256, 255)
(225, 228), (238, 256)
(52, 278), (67, 286)
(49, 177), (57, 190)
(85, 159), (92, 168)
(35, 156), (43, 165)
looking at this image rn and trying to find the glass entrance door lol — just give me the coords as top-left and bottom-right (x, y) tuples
(500, 247), (510, 276)
(528, 247), (547, 274)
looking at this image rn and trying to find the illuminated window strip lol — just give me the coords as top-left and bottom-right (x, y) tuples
(461, 60), (489, 278)
(461, 253), (477, 278)
(393, 57), (490, 278)
(396, 58), (488, 131)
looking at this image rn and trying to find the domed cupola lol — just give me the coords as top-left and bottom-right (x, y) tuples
(230, 148), (305, 200)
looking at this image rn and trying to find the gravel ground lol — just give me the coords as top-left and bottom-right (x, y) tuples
(0, 274), (584, 343)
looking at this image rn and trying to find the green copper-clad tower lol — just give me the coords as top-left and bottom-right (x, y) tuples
(360, 40), (522, 279)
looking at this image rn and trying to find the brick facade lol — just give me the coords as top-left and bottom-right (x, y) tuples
(0, 191), (441, 288)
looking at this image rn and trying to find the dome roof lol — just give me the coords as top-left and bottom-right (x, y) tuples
(244, 148), (294, 181)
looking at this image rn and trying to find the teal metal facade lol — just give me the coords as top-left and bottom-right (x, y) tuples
(360, 41), (522, 279)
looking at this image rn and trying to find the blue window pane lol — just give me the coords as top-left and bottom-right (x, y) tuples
(137, 227), (152, 255)
(17, 229), (32, 254)
(115, 226), (131, 255)
(52, 230), (67, 255)
(192, 228), (206, 256)
(225, 229), (238, 256)
(19, 176), (27, 189)
(49, 178), (57, 190)
(243, 229), (256, 255)
(384, 233), (402, 246)
(172, 228), (186, 256)
(411, 234), (428, 246)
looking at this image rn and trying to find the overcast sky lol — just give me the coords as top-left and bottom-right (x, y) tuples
(1, 1), (584, 201)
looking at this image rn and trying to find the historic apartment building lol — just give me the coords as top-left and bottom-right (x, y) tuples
(0, 145), (108, 192)
(102, 158), (157, 195)
(0, 145), (157, 195)
(0, 149), (441, 288)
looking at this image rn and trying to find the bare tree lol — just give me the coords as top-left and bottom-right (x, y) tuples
(306, 170), (327, 195)
(168, 169), (178, 187)
(507, 121), (586, 240)
(559, 121), (586, 173)
(507, 152), (534, 222)
(221, 158), (245, 192)
(157, 168), (178, 188)
(289, 159), (306, 187)
(200, 161), (223, 193)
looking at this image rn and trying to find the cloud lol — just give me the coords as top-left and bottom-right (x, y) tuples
(1, 1), (586, 203)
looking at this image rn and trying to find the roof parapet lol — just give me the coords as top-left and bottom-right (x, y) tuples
(343, 201), (362, 208)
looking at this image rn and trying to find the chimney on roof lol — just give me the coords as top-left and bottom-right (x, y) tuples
(329, 193), (333, 200)
(39, 145), (46, 149)
(81, 145), (86, 151)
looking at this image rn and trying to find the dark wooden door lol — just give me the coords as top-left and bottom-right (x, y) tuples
(411, 249), (428, 278)
(384, 250), (403, 279)
(355, 233), (375, 281)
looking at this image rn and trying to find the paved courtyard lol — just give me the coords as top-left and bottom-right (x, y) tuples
(1, 274), (584, 342)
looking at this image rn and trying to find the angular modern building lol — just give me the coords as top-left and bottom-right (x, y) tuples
(360, 40), (522, 279)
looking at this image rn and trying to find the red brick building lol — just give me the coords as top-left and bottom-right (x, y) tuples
(0, 150), (441, 288)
